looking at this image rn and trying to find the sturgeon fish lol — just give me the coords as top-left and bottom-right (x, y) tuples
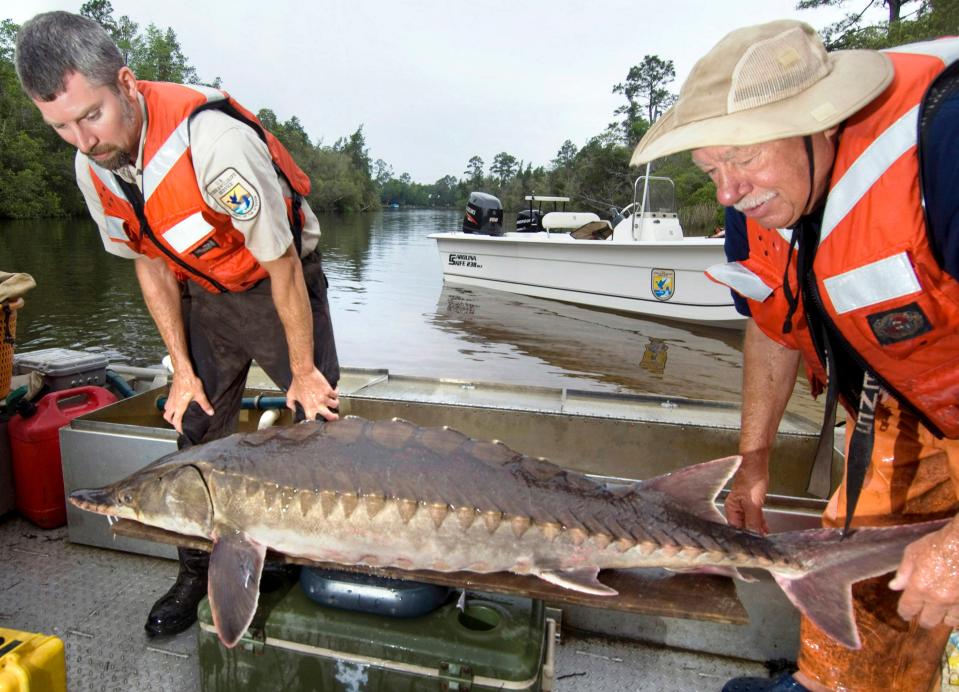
(70, 417), (943, 649)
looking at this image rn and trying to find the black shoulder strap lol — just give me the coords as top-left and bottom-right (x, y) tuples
(917, 60), (959, 268)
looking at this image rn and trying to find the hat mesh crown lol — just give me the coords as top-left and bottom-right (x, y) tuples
(728, 26), (830, 114)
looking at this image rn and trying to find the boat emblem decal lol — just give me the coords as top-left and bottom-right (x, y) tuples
(651, 269), (675, 301)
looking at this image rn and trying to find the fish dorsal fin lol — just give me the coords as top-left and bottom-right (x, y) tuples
(208, 529), (267, 648)
(640, 456), (742, 524)
(534, 567), (618, 596)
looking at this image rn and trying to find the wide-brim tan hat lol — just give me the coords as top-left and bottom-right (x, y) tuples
(631, 19), (893, 165)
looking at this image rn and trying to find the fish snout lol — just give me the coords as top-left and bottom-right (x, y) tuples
(69, 487), (122, 515)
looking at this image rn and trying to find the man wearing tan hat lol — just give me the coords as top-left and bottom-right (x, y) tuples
(632, 19), (959, 692)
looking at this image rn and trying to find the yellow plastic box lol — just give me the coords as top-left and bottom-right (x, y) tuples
(0, 628), (66, 692)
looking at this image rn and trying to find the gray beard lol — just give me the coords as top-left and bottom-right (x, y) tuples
(89, 149), (133, 171)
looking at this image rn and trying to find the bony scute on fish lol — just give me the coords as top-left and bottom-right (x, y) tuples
(69, 416), (947, 650)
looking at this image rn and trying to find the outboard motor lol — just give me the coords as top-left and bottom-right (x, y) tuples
(515, 209), (543, 232)
(463, 192), (504, 235)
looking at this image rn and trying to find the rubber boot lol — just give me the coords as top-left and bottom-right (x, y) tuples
(144, 547), (209, 637)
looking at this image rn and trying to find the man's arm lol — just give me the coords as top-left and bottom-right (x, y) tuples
(724, 319), (800, 534)
(190, 111), (337, 421)
(134, 256), (213, 432)
(259, 245), (338, 421)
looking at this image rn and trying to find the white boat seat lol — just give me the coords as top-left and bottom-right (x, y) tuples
(541, 211), (600, 231)
(570, 220), (613, 240)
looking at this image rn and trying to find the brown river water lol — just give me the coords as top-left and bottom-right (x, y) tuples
(0, 209), (823, 424)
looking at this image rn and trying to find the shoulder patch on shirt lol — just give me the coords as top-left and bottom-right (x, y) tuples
(206, 168), (260, 220)
(867, 302), (932, 345)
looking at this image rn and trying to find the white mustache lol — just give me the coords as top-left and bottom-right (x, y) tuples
(733, 191), (776, 212)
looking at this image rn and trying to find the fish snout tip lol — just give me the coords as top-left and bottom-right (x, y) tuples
(68, 487), (118, 514)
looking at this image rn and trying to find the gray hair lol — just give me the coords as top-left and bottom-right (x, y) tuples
(15, 11), (124, 101)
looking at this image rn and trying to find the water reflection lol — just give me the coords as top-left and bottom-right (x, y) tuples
(433, 283), (746, 400)
(0, 217), (159, 364)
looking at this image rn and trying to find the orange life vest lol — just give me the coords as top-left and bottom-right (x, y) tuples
(85, 81), (311, 293)
(707, 39), (959, 437)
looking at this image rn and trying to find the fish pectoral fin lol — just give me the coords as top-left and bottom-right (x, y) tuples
(208, 531), (267, 648)
(535, 567), (618, 596)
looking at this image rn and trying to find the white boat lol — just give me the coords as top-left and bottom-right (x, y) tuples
(430, 175), (746, 329)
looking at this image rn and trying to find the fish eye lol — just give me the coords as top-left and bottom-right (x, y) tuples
(121, 492), (134, 504)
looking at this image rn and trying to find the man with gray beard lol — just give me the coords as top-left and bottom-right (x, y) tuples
(15, 11), (340, 637)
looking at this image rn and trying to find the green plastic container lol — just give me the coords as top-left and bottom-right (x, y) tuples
(197, 582), (547, 691)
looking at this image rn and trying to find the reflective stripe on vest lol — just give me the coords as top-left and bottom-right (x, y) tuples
(142, 86), (224, 201)
(821, 251), (922, 314)
(819, 105), (919, 243)
(892, 37), (959, 62)
(819, 39), (959, 245)
(706, 261), (773, 302)
(87, 165), (131, 242)
(102, 215), (128, 242)
(163, 212), (215, 253)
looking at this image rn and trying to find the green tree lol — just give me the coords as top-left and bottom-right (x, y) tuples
(464, 155), (484, 187)
(112, 15), (141, 66)
(372, 159), (393, 187)
(490, 152), (519, 183)
(0, 18), (16, 61)
(339, 126), (371, 178)
(431, 175), (458, 207)
(797, 0), (952, 48)
(80, 0), (118, 32)
(613, 55), (674, 144)
(551, 140), (578, 169)
(129, 24), (198, 83)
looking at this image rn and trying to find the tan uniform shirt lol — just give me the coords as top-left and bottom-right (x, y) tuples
(75, 93), (320, 262)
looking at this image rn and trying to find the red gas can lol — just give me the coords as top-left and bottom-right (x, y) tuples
(9, 385), (117, 528)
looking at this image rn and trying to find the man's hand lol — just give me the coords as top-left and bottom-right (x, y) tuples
(889, 516), (959, 628)
(724, 450), (770, 534)
(164, 370), (214, 433)
(288, 367), (339, 421)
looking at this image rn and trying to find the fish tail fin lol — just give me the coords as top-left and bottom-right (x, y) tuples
(767, 519), (948, 649)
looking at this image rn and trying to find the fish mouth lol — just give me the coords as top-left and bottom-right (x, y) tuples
(69, 487), (122, 516)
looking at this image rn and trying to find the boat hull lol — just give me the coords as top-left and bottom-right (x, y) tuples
(430, 232), (745, 328)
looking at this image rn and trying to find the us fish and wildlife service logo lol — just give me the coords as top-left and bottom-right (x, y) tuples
(651, 269), (675, 301)
(206, 168), (260, 220)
